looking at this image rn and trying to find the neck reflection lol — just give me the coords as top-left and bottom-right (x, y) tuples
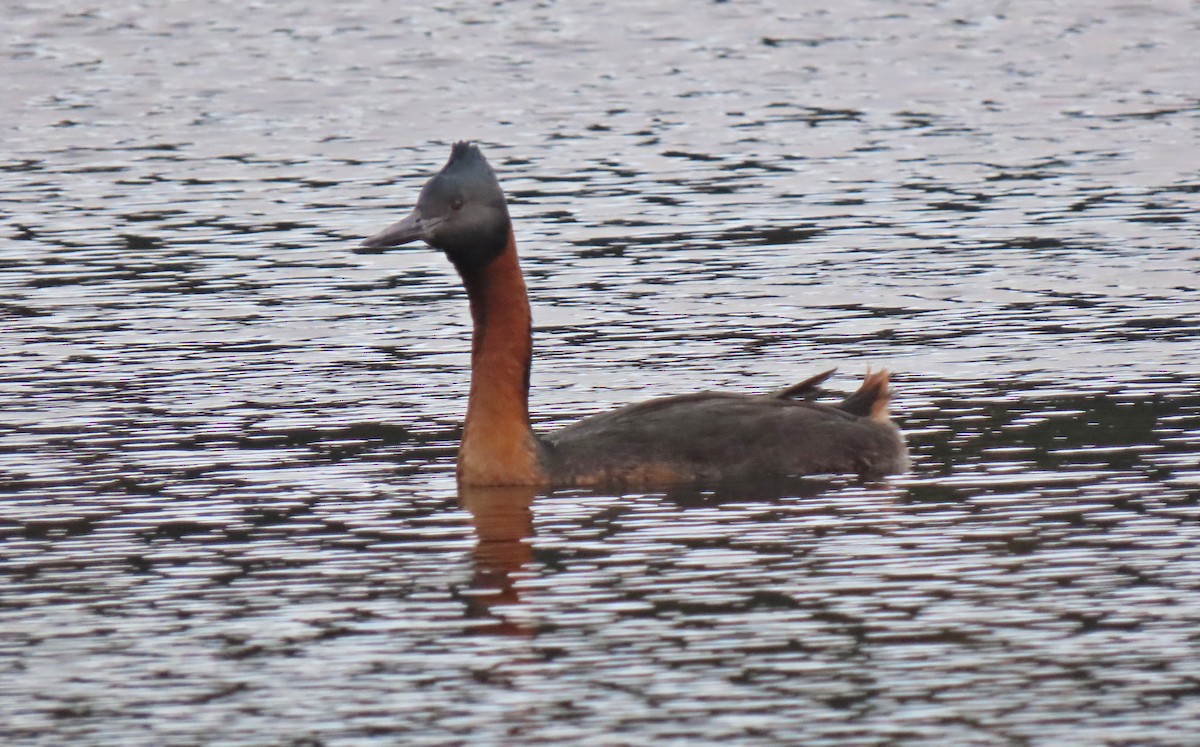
(459, 484), (538, 636)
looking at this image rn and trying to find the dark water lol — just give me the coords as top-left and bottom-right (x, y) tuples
(3, 1), (1200, 745)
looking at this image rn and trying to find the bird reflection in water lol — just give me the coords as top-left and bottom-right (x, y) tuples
(458, 484), (539, 636)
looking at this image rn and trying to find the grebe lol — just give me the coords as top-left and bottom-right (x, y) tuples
(359, 142), (909, 487)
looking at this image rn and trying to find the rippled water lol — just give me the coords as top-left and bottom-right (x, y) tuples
(3, 1), (1200, 744)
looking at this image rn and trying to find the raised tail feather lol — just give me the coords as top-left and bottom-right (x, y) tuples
(838, 368), (893, 422)
(772, 368), (894, 422)
(769, 369), (837, 401)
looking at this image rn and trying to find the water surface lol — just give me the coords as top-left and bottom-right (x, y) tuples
(3, 1), (1200, 745)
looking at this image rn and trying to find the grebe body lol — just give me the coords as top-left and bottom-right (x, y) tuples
(360, 143), (908, 487)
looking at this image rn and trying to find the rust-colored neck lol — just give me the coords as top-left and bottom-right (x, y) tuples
(456, 229), (545, 486)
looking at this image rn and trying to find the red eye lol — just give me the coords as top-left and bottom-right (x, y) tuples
(451, 198), (464, 211)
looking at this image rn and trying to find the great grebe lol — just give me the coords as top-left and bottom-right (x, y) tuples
(359, 142), (908, 487)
